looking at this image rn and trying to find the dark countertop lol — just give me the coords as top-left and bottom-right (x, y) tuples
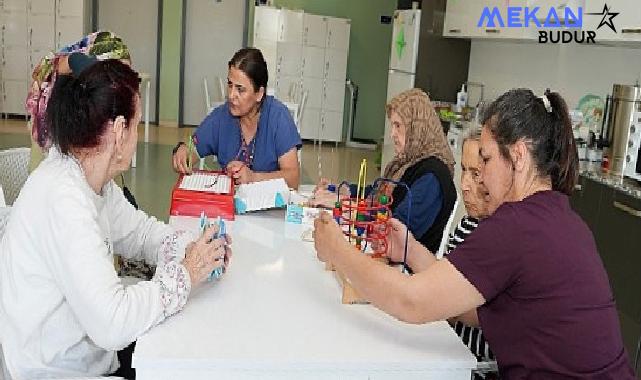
(579, 169), (641, 200)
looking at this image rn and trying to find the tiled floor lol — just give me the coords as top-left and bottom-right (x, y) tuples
(0, 119), (382, 221)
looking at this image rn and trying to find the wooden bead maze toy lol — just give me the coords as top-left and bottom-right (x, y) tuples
(328, 160), (412, 304)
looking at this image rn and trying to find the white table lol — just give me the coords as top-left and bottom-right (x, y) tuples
(133, 211), (476, 379)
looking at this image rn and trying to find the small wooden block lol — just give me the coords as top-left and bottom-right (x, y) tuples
(335, 270), (369, 304)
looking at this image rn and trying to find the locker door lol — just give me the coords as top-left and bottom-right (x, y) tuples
(302, 46), (324, 79)
(3, 0), (26, 12)
(301, 77), (323, 110)
(2, 79), (28, 114)
(276, 42), (301, 78)
(28, 13), (55, 50)
(303, 14), (327, 48)
(29, 0), (55, 14)
(326, 18), (350, 51)
(300, 107), (321, 140)
(323, 80), (345, 112)
(324, 48), (347, 82)
(279, 9), (303, 44)
(321, 110), (344, 142)
(3, 45), (29, 80)
(253, 6), (279, 42)
(2, 12), (28, 46)
(56, 0), (83, 18)
(55, 16), (83, 49)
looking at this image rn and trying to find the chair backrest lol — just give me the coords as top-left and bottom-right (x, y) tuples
(217, 77), (226, 102)
(203, 77), (212, 113)
(436, 196), (460, 259)
(0, 148), (30, 206)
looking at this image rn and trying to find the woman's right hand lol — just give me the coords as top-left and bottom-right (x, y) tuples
(172, 144), (192, 174)
(182, 225), (232, 286)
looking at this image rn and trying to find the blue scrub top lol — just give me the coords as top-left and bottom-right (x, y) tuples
(193, 96), (302, 172)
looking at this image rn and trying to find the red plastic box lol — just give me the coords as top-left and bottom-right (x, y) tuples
(169, 170), (235, 220)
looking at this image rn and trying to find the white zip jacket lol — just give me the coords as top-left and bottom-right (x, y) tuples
(0, 149), (193, 379)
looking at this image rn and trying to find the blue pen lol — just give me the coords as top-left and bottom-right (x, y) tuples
(208, 216), (226, 282)
(199, 211), (207, 234)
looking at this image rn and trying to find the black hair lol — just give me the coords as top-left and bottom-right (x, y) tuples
(481, 88), (578, 195)
(46, 59), (140, 154)
(228, 48), (268, 93)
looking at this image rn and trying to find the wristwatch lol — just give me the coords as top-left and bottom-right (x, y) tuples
(172, 141), (186, 155)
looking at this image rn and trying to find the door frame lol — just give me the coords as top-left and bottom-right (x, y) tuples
(178, 0), (250, 127)
(92, 0), (162, 125)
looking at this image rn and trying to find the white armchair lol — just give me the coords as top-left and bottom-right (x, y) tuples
(0, 148), (30, 206)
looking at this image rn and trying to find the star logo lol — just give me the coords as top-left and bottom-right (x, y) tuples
(586, 4), (619, 33)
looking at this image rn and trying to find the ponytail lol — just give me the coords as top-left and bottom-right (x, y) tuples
(543, 90), (578, 195)
(482, 88), (579, 196)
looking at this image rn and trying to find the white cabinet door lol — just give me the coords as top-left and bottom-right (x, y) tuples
(254, 6), (279, 42)
(2, 79), (28, 114)
(276, 42), (301, 78)
(56, 0), (83, 18)
(300, 106), (321, 140)
(324, 48), (347, 82)
(323, 79), (345, 112)
(30, 0), (55, 14)
(326, 17), (350, 51)
(3, 45), (29, 80)
(303, 13), (327, 47)
(302, 76), (324, 109)
(443, 0), (470, 37)
(583, 0), (641, 41)
(56, 16), (83, 49)
(302, 46), (324, 79)
(28, 13), (55, 50)
(321, 110), (344, 142)
(2, 11), (28, 46)
(526, 0), (584, 26)
(3, 0), (26, 12)
(469, 0), (527, 39)
(279, 9), (303, 44)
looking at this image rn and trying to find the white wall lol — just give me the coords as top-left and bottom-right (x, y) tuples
(468, 40), (641, 108)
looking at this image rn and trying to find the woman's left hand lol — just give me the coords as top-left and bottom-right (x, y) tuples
(313, 211), (346, 263)
(227, 160), (254, 184)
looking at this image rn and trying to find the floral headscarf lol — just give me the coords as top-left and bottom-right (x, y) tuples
(26, 31), (131, 149)
(383, 89), (455, 182)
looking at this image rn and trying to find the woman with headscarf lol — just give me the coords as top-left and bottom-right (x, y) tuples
(312, 88), (457, 253)
(26, 31), (131, 151)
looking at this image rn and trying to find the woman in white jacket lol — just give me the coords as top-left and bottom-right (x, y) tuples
(0, 59), (231, 379)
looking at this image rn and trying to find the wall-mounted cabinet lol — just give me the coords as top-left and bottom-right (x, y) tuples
(443, 0), (641, 44)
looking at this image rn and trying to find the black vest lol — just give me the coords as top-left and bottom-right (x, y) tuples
(391, 157), (457, 253)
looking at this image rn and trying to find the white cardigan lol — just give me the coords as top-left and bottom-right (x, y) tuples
(0, 149), (193, 379)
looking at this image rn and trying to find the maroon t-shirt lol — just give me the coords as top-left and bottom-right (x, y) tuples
(448, 191), (634, 379)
